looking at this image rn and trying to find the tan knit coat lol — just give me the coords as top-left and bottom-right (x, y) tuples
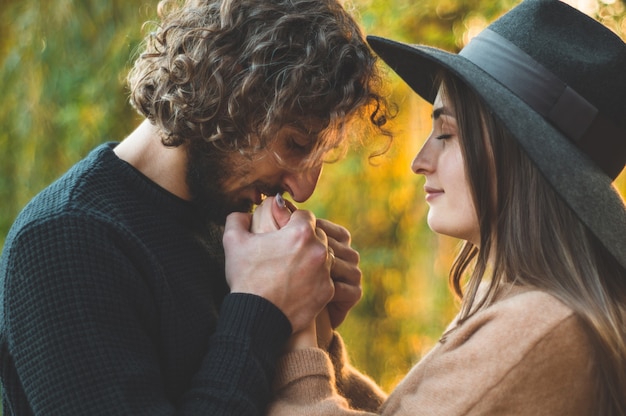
(268, 287), (597, 415)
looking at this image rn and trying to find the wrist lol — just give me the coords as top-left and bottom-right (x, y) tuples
(285, 324), (317, 352)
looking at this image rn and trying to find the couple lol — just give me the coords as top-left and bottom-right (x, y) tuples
(1, 0), (625, 414)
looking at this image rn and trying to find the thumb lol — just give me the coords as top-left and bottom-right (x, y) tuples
(272, 193), (295, 229)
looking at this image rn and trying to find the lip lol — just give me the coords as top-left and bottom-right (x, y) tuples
(424, 185), (444, 202)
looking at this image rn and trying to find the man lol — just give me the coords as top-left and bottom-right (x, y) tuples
(0, 0), (391, 414)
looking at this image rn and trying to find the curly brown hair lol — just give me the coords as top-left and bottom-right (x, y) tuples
(128, 0), (392, 164)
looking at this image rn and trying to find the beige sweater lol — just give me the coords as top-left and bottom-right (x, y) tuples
(268, 287), (597, 415)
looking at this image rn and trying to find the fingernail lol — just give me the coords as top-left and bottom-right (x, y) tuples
(275, 193), (286, 208)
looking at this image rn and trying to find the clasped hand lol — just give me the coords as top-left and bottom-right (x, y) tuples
(222, 195), (362, 350)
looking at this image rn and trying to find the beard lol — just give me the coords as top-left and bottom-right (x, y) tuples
(185, 142), (255, 224)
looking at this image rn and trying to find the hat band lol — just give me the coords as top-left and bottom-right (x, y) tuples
(460, 29), (625, 179)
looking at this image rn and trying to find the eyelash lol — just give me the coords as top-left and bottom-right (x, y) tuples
(287, 138), (311, 155)
(290, 139), (307, 148)
(436, 134), (452, 140)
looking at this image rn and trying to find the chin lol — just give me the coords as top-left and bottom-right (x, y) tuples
(428, 219), (459, 240)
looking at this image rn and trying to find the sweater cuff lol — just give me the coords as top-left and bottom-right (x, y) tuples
(327, 331), (346, 378)
(216, 293), (292, 361)
(327, 331), (387, 411)
(218, 293), (290, 334)
(273, 348), (335, 392)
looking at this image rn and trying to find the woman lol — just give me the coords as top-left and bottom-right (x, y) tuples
(266, 0), (626, 414)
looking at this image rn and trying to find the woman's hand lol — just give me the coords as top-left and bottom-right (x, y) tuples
(250, 195), (325, 350)
(250, 194), (293, 233)
(226, 194), (334, 334)
(249, 195), (341, 352)
(316, 219), (363, 329)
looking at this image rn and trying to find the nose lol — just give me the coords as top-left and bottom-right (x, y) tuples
(411, 135), (435, 175)
(284, 163), (323, 202)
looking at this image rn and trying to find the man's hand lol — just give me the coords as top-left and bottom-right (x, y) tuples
(223, 207), (335, 334)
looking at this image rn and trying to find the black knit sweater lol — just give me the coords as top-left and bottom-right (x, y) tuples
(0, 143), (291, 415)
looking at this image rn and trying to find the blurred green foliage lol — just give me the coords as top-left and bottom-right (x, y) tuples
(0, 0), (149, 245)
(1, 1), (625, 411)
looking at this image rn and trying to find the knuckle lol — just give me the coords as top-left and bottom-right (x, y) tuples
(354, 284), (363, 301)
(310, 241), (329, 264)
(346, 247), (360, 263)
(292, 221), (316, 240)
(336, 226), (351, 242)
(221, 229), (237, 247)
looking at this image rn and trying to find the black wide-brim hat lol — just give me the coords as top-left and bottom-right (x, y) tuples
(368, 0), (626, 270)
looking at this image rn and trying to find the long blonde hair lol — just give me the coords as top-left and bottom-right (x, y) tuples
(439, 72), (626, 414)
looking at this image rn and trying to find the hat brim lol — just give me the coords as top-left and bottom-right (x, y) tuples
(367, 35), (626, 270)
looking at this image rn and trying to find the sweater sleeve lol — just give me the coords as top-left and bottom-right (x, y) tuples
(379, 291), (596, 415)
(1, 214), (291, 415)
(269, 347), (378, 416)
(268, 290), (596, 416)
(327, 332), (387, 411)
(268, 332), (386, 416)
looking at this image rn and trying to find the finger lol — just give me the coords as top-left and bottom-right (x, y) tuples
(251, 198), (279, 233)
(325, 236), (360, 288)
(326, 237), (359, 267)
(330, 261), (361, 289)
(314, 229), (336, 270)
(314, 222), (328, 242)
(327, 245), (336, 268)
(331, 279), (362, 304)
(316, 218), (351, 244)
(310, 225), (337, 271)
(284, 208), (316, 229)
(271, 194), (293, 228)
(327, 281), (362, 328)
(283, 197), (298, 213)
(327, 303), (350, 329)
(315, 308), (333, 350)
(317, 220), (358, 272)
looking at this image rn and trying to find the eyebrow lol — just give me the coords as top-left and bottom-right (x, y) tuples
(431, 106), (453, 120)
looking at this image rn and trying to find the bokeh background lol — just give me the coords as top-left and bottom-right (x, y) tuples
(1, 0), (625, 411)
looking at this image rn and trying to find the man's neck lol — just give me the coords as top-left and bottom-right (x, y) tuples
(114, 119), (191, 200)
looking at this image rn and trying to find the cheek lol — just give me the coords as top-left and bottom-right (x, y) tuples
(456, 175), (480, 242)
(444, 151), (469, 201)
(219, 159), (254, 192)
(455, 168), (474, 210)
(223, 150), (281, 188)
(430, 153), (480, 242)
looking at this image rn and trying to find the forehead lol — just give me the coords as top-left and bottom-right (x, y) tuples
(433, 86), (456, 117)
(431, 84), (456, 121)
(434, 86), (446, 108)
